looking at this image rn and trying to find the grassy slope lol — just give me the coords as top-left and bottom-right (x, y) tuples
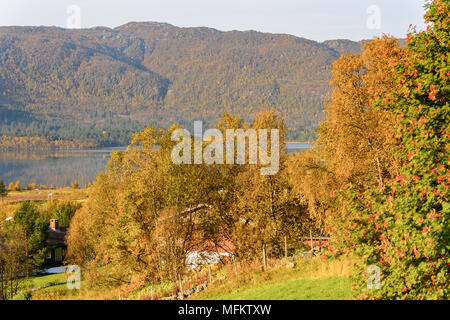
(191, 257), (352, 300)
(27, 273), (67, 288)
(200, 277), (351, 300)
(13, 257), (353, 300)
(12, 273), (68, 300)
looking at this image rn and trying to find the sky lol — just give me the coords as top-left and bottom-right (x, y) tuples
(0, 0), (427, 42)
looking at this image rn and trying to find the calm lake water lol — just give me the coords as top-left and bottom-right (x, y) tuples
(0, 143), (310, 188)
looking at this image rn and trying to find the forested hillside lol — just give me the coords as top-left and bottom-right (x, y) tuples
(0, 22), (362, 146)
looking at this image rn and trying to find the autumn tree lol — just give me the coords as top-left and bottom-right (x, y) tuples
(66, 168), (124, 287)
(230, 110), (299, 259)
(67, 125), (225, 288)
(71, 181), (79, 189)
(287, 37), (402, 233)
(0, 224), (28, 300)
(26, 183), (37, 191)
(14, 180), (21, 191)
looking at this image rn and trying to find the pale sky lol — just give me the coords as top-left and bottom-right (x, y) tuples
(0, 0), (427, 41)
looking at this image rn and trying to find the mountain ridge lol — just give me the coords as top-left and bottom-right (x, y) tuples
(0, 22), (363, 145)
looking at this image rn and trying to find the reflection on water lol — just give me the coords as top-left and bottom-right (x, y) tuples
(0, 147), (126, 188)
(0, 144), (310, 187)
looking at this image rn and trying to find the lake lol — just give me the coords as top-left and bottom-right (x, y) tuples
(0, 143), (310, 188)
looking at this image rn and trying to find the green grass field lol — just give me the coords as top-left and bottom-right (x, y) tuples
(26, 273), (67, 289)
(196, 277), (351, 300)
(11, 273), (69, 300)
(191, 257), (353, 300)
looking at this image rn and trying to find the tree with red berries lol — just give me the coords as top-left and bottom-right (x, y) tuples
(331, 0), (449, 299)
